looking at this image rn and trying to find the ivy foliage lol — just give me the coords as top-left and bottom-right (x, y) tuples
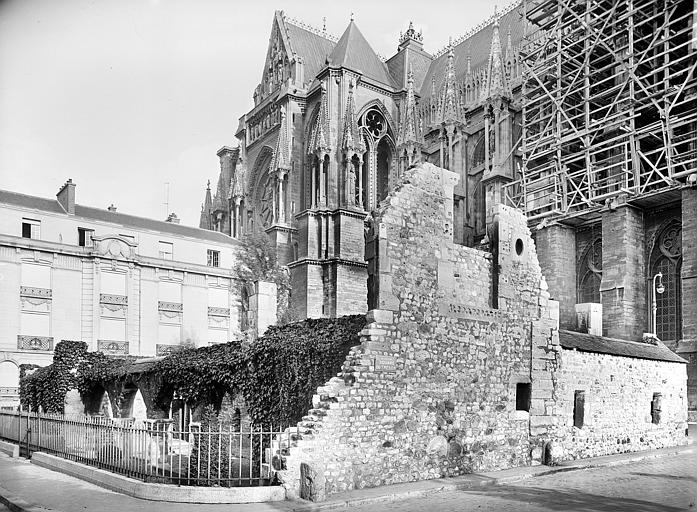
(239, 315), (366, 427)
(76, 352), (136, 415)
(20, 340), (88, 413)
(19, 316), (366, 427)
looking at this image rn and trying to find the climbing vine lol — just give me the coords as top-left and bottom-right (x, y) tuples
(19, 316), (366, 426)
(19, 340), (88, 413)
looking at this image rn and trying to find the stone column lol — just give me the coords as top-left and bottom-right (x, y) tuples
(600, 205), (646, 340)
(311, 160), (317, 209)
(535, 224), (577, 330)
(278, 172), (286, 224)
(679, 186), (697, 419)
(319, 156), (327, 207)
(681, 186), (697, 344)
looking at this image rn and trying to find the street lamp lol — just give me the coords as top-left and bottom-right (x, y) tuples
(651, 272), (665, 336)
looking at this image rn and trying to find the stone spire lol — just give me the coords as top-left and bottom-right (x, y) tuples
(438, 39), (463, 125)
(199, 180), (213, 230)
(482, 12), (510, 100)
(398, 21), (424, 51)
(271, 106), (291, 173)
(341, 79), (364, 156)
(397, 64), (423, 172)
(398, 65), (421, 147)
(309, 81), (332, 155)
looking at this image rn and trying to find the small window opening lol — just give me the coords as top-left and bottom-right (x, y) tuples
(78, 228), (94, 247)
(516, 382), (531, 412)
(651, 393), (662, 424)
(515, 238), (524, 256)
(573, 390), (585, 428)
(207, 249), (220, 267)
(22, 219), (40, 239)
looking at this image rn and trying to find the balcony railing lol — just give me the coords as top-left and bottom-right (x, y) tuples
(17, 335), (53, 351)
(100, 294), (128, 305)
(19, 287), (52, 299)
(97, 340), (129, 356)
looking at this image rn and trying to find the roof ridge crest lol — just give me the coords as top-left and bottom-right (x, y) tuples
(282, 13), (340, 42)
(432, 0), (521, 58)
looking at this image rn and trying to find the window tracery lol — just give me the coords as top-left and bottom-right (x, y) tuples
(359, 108), (393, 210)
(650, 222), (682, 341)
(578, 238), (602, 303)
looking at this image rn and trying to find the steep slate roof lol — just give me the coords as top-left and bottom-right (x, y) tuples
(0, 189), (237, 245)
(328, 21), (397, 89)
(283, 20), (337, 83)
(420, 3), (527, 101)
(386, 46), (432, 92)
(559, 330), (687, 364)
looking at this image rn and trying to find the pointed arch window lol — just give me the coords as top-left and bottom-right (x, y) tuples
(650, 223), (682, 341)
(359, 108), (394, 210)
(578, 239), (602, 303)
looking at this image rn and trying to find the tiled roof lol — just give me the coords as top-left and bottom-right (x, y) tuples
(283, 21), (336, 85)
(420, 3), (529, 100)
(328, 21), (397, 89)
(0, 189), (238, 245)
(559, 330), (687, 364)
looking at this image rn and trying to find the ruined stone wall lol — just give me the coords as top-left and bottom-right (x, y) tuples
(553, 349), (687, 458)
(278, 163), (551, 500)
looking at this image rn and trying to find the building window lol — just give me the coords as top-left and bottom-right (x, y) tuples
(78, 228), (94, 247)
(207, 249), (220, 267)
(650, 222), (682, 341)
(578, 238), (602, 303)
(573, 390), (585, 428)
(651, 393), (662, 424)
(21, 219), (40, 239)
(516, 382), (531, 412)
(158, 241), (174, 260)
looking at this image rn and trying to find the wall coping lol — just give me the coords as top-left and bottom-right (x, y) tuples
(559, 330), (687, 364)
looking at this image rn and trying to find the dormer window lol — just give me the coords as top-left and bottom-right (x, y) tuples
(158, 241), (173, 261)
(78, 228), (94, 247)
(21, 218), (40, 239)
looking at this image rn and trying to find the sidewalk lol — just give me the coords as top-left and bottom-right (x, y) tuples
(0, 441), (694, 512)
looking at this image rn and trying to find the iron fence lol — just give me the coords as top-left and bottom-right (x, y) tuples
(0, 409), (289, 487)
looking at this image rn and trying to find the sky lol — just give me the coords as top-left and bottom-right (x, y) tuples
(0, 0), (500, 227)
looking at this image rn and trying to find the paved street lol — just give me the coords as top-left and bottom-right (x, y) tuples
(348, 452), (697, 512)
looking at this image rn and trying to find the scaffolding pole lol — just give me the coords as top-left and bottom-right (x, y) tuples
(505, 0), (697, 222)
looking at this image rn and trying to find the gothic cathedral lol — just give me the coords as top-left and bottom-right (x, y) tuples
(200, 7), (524, 319)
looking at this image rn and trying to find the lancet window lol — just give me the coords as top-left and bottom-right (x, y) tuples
(359, 108), (394, 210)
(650, 222), (682, 341)
(577, 239), (602, 304)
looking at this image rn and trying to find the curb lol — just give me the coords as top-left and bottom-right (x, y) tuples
(287, 445), (695, 512)
(0, 445), (693, 512)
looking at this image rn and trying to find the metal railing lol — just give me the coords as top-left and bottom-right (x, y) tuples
(0, 409), (288, 487)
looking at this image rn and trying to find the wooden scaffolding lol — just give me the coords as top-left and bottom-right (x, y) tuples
(504, 0), (697, 223)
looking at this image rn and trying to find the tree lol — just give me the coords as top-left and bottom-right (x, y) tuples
(232, 232), (292, 326)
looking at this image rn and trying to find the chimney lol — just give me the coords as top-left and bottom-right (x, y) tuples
(165, 212), (180, 224)
(56, 179), (76, 214)
(107, 204), (117, 212)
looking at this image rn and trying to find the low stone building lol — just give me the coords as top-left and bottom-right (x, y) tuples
(277, 162), (688, 500)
